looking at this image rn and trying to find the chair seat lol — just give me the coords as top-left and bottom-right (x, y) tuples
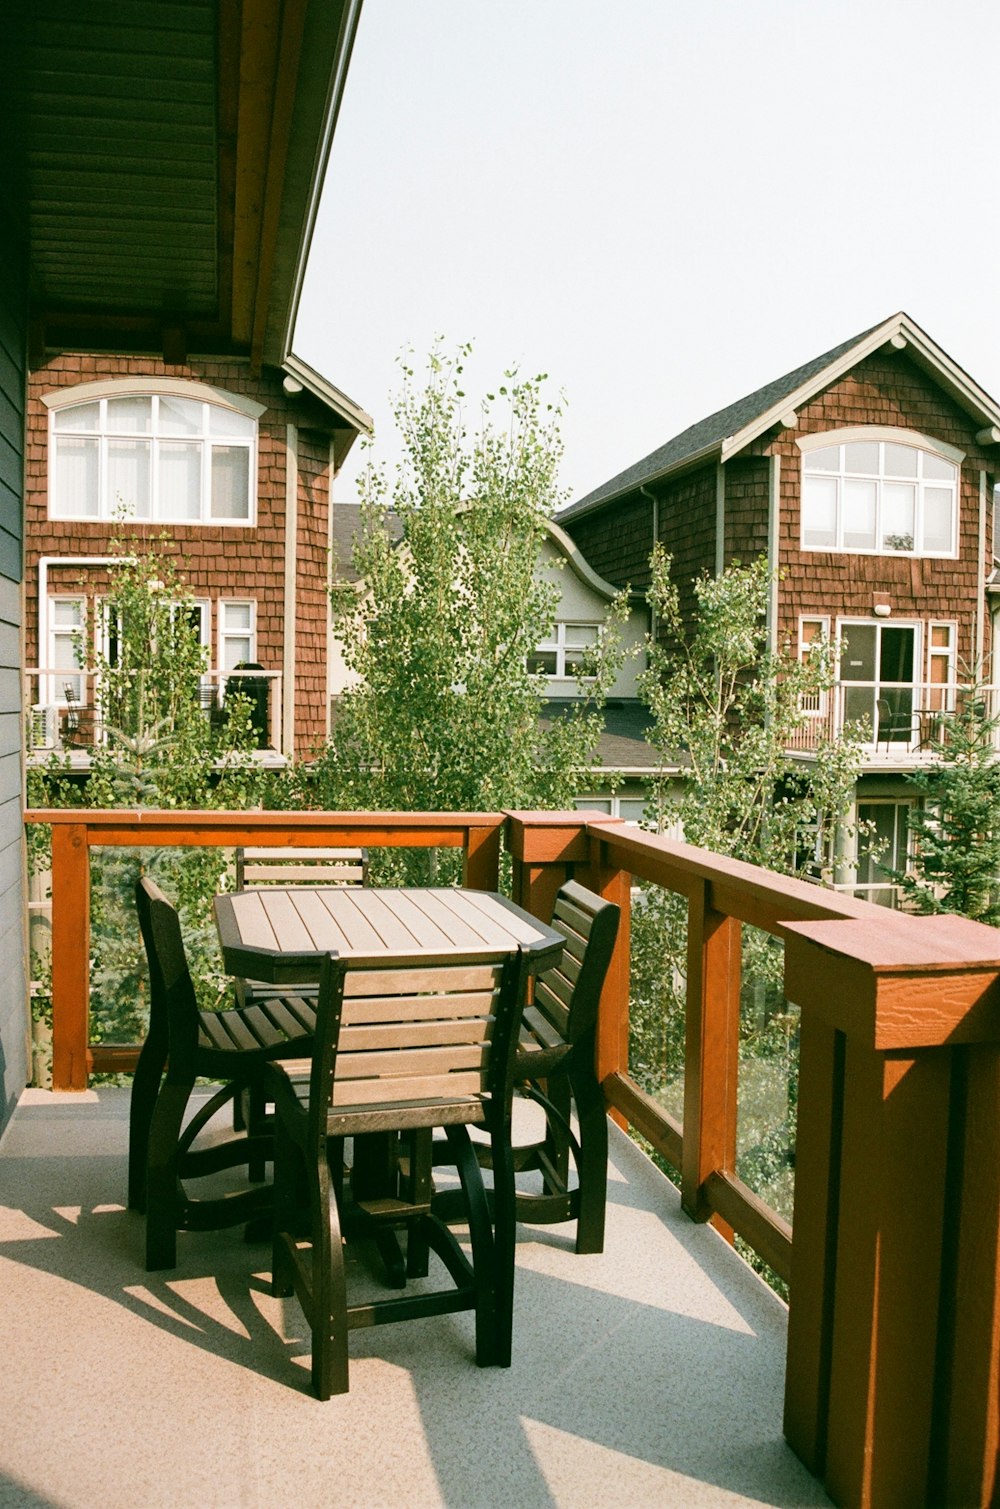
(196, 993), (317, 1057)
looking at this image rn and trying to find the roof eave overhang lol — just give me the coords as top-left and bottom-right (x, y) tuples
(720, 312), (1000, 463)
(559, 439), (723, 525)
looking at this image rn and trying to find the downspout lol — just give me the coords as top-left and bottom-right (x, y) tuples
(767, 455), (781, 654)
(640, 484), (659, 643)
(976, 470), (987, 671)
(715, 461), (726, 577)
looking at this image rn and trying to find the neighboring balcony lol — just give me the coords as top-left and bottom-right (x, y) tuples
(25, 666), (287, 765)
(19, 806), (1000, 1508)
(786, 679), (1000, 763)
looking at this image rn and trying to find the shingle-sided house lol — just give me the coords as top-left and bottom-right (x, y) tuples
(24, 349), (369, 763)
(559, 312), (1000, 901)
(0, 0), (363, 1130)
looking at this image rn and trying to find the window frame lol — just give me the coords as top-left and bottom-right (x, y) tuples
(798, 426), (963, 560)
(218, 599), (257, 673)
(530, 621), (601, 680)
(798, 615), (831, 716)
(45, 380), (261, 528)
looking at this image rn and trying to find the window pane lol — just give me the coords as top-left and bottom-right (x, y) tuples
(223, 636), (253, 671)
(52, 599), (83, 628)
(805, 445), (839, 472)
(55, 436), (99, 516)
(107, 396), (151, 433)
(528, 649), (557, 675)
(882, 482), (915, 550)
(884, 443), (918, 477)
(801, 618), (825, 647)
(802, 475), (837, 546)
(844, 442), (879, 474)
(159, 396), (202, 436)
(618, 799), (647, 822)
(840, 624), (876, 681)
(54, 402), (99, 433)
(107, 438), (151, 518)
(565, 624), (599, 647)
(923, 488), (954, 552)
(923, 452), (956, 482)
(842, 479), (877, 548)
(222, 602), (252, 631)
(573, 798), (612, 813)
(210, 446), (250, 519)
(930, 624), (952, 648)
(158, 441), (201, 519)
(208, 406), (255, 438)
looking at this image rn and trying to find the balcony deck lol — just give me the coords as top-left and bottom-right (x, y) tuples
(0, 1088), (829, 1509)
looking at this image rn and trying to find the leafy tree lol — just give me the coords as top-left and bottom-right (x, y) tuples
(894, 681), (1000, 924)
(29, 540), (265, 1060)
(629, 547), (864, 1219)
(295, 347), (627, 877)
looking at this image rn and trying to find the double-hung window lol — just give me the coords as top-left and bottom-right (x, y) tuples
(48, 387), (258, 525)
(801, 431), (960, 557)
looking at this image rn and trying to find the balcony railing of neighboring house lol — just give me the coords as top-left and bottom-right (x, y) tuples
(787, 679), (1000, 758)
(22, 806), (1000, 1509)
(25, 667), (286, 761)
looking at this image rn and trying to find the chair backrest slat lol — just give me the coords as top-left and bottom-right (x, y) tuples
(529, 879), (621, 1049)
(236, 846), (368, 889)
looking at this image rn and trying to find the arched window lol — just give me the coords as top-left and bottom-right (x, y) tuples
(800, 430), (960, 557)
(46, 383), (259, 525)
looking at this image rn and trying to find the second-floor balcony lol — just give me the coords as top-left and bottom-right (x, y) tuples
(17, 807), (1000, 1508)
(25, 666), (287, 766)
(786, 679), (1000, 764)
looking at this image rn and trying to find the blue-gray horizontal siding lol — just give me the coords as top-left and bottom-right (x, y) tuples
(0, 230), (27, 1131)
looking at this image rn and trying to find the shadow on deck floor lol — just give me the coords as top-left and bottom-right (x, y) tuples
(0, 1088), (829, 1509)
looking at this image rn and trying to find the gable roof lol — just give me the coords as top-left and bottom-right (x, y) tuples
(561, 312), (1000, 524)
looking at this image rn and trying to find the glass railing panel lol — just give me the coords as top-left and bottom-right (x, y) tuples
(735, 923), (798, 1225)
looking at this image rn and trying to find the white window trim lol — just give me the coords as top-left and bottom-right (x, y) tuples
(45, 381), (259, 527)
(47, 595), (86, 705)
(798, 426), (962, 560)
(798, 615), (830, 716)
(533, 621), (601, 679)
(218, 599), (257, 673)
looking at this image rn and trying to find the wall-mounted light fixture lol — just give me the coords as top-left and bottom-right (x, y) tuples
(873, 602), (892, 618)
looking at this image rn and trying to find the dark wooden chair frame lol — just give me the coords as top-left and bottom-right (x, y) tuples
(130, 877), (318, 1271)
(266, 944), (531, 1399)
(436, 879), (620, 1255)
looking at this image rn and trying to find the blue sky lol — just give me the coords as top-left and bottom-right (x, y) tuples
(294, 0), (1000, 506)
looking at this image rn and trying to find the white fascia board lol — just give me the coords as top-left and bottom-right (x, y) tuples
(720, 312), (1000, 462)
(282, 352), (373, 435)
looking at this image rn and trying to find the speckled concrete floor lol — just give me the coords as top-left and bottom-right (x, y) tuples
(0, 1089), (830, 1509)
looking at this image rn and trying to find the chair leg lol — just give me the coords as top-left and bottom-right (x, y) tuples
(570, 1064), (609, 1255)
(444, 1123), (498, 1367)
(310, 1133), (349, 1399)
(128, 1021), (167, 1212)
(144, 1079), (193, 1271)
(484, 1122), (517, 1369)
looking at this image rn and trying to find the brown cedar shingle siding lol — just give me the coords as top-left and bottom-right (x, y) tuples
(26, 353), (336, 757)
(565, 349), (996, 671)
(766, 354), (994, 667)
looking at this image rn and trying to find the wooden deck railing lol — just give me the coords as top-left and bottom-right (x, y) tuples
(23, 805), (1000, 1508)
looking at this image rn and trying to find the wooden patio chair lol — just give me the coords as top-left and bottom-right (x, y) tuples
(265, 944), (531, 1399)
(130, 877), (318, 1271)
(437, 879), (620, 1254)
(234, 846), (369, 890)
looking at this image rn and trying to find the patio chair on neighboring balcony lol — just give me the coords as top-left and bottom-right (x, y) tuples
(876, 696), (919, 751)
(434, 879), (620, 1254)
(130, 878), (319, 1270)
(265, 945), (531, 1398)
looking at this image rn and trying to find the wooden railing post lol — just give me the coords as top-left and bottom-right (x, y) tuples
(49, 821), (90, 1091)
(782, 914), (1000, 1509)
(681, 879), (740, 1226)
(462, 820), (502, 891)
(577, 829), (632, 1090)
